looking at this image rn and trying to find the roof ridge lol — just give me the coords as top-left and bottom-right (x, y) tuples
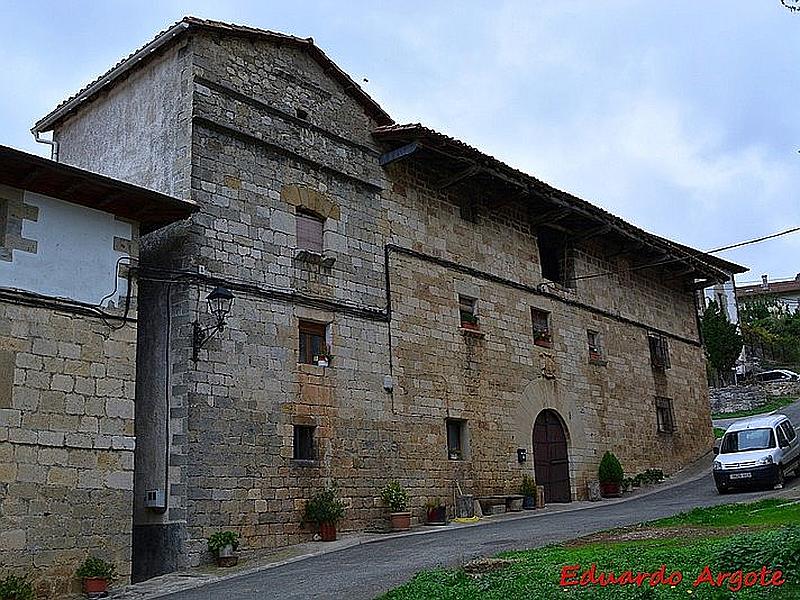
(34, 16), (392, 133)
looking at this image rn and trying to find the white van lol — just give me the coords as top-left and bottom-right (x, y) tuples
(712, 414), (799, 493)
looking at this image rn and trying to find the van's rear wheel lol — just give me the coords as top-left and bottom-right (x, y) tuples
(775, 466), (785, 489)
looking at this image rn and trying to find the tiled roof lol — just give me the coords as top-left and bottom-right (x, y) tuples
(33, 16), (392, 132)
(738, 278), (800, 296)
(373, 123), (748, 280)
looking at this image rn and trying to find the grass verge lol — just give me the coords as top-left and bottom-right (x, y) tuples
(711, 396), (796, 420)
(380, 499), (800, 600)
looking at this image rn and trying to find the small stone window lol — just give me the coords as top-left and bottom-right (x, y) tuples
(296, 107), (309, 120)
(531, 308), (552, 348)
(446, 418), (468, 460)
(296, 210), (324, 254)
(293, 425), (315, 460)
(588, 330), (602, 362)
(655, 397), (676, 434)
(459, 295), (479, 329)
(648, 334), (671, 370)
(299, 320), (329, 366)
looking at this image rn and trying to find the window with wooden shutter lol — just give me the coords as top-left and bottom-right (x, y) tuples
(296, 211), (324, 253)
(655, 397), (676, 433)
(299, 320), (327, 365)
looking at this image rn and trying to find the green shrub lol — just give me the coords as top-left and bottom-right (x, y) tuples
(598, 451), (623, 485)
(519, 474), (536, 497)
(75, 556), (116, 580)
(303, 486), (346, 524)
(381, 481), (409, 512)
(716, 524), (800, 575)
(0, 573), (35, 600)
(207, 531), (240, 555)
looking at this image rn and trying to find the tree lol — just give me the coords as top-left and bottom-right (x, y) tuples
(701, 301), (743, 385)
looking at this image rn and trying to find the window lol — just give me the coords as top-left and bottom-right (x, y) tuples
(648, 334), (670, 370)
(781, 421), (797, 442)
(296, 210), (324, 254)
(776, 425), (789, 448)
(588, 330), (601, 360)
(293, 425), (315, 460)
(459, 295), (478, 328)
(655, 397), (676, 434)
(537, 228), (573, 286)
(720, 428), (775, 453)
(446, 418), (467, 460)
(531, 308), (552, 347)
(299, 320), (328, 365)
(296, 107), (309, 120)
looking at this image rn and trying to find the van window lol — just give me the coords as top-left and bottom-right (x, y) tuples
(720, 428), (775, 454)
(776, 426), (788, 448)
(782, 421), (797, 442)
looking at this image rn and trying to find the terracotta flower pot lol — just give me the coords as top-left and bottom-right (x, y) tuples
(600, 482), (621, 498)
(389, 511), (411, 531)
(215, 544), (238, 567)
(426, 506), (447, 525)
(319, 522), (337, 541)
(82, 577), (109, 594)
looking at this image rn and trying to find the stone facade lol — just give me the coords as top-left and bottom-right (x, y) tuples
(43, 19), (732, 580)
(0, 301), (136, 598)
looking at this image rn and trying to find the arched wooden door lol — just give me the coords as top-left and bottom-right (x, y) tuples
(533, 409), (571, 503)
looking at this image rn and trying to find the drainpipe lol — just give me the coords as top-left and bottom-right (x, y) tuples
(31, 129), (59, 162)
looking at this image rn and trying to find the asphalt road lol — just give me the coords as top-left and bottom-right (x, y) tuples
(161, 467), (800, 600)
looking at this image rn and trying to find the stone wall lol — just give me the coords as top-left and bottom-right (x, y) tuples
(0, 299), (136, 598)
(710, 382), (800, 414)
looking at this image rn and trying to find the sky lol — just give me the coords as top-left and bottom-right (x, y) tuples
(1, 1), (798, 284)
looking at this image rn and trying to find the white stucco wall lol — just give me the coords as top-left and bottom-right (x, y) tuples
(0, 190), (132, 306)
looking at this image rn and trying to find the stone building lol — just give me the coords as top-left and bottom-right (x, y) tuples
(0, 145), (195, 596)
(32, 17), (746, 581)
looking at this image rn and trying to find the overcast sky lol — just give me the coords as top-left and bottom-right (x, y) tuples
(1, 1), (798, 283)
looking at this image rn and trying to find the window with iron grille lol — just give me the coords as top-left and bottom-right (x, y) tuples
(655, 397), (676, 433)
(296, 210), (324, 254)
(293, 425), (315, 460)
(446, 418), (467, 460)
(532, 308), (552, 347)
(299, 320), (327, 365)
(648, 334), (670, 370)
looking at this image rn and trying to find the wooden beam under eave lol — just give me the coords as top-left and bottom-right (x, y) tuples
(436, 164), (481, 190)
(529, 208), (571, 226)
(572, 225), (612, 243)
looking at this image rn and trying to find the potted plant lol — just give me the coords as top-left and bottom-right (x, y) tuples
(520, 474), (537, 509)
(313, 346), (333, 367)
(0, 573), (35, 600)
(381, 481), (411, 531)
(207, 531), (240, 567)
(303, 486), (345, 541)
(534, 329), (552, 347)
(75, 556), (116, 596)
(460, 312), (480, 331)
(598, 451), (624, 498)
(425, 499), (447, 525)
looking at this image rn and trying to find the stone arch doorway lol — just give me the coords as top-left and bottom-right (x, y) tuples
(533, 409), (571, 503)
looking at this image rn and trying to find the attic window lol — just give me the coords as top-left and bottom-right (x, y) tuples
(537, 228), (573, 287)
(296, 108), (309, 120)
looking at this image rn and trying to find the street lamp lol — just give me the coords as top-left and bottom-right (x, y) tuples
(192, 286), (234, 362)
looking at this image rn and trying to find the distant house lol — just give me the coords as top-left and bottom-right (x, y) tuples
(0, 145), (195, 597)
(737, 274), (800, 314)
